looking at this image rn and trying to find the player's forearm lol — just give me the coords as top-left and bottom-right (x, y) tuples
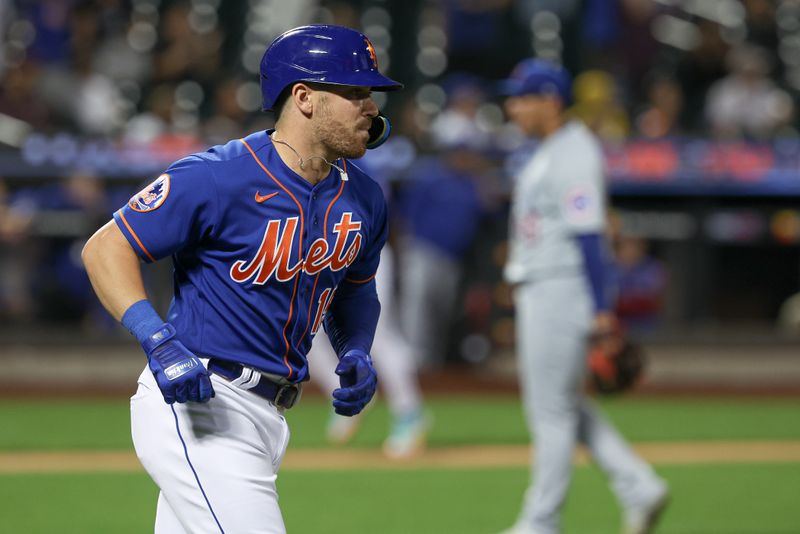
(82, 219), (149, 321)
(576, 232), (611, 314)
(323, 282), (381, 357)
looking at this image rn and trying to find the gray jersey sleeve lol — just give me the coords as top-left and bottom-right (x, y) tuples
(550, 133), (606, 235)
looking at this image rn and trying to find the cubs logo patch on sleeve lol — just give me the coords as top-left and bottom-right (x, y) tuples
(129, 174), (171, 213)
(562, 184), (599, 225)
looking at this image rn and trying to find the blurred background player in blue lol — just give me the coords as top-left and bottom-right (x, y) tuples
(308, 244), (431, 459)
(395, 74), (490, 369)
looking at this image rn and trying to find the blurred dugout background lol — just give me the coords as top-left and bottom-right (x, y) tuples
(0, 0), (799, 393)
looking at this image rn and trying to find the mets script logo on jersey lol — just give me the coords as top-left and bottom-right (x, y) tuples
(229, 212), (363, 285)
(129, 174), (170, 212)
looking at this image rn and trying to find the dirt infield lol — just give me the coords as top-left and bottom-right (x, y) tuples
(3, 440), (800, 474)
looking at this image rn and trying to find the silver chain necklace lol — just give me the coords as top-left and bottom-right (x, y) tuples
(270, 132), (349, 181)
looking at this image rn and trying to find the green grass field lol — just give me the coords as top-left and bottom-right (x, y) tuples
(2, 395), (800, 533)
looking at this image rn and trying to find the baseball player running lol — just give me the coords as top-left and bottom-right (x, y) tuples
(497, 59), (669, 534)
(81, 25), (400, 533)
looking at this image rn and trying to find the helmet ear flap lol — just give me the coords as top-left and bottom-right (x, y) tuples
(366, 113), (392, 149)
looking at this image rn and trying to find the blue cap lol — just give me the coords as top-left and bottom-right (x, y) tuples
(499, 58), (572, 104)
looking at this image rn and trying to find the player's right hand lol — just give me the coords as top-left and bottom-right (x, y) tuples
(332, 349), (377, 416)
(141, 323), (215, 404)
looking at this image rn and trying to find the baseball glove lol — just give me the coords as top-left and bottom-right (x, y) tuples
(588, 331), (646, 395)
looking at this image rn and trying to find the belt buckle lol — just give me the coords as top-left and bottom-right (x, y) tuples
(274, 384), (300, 409)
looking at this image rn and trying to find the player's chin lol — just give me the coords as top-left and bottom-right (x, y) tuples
(348, 144), (368, 159)
(342, 133), (368, 158)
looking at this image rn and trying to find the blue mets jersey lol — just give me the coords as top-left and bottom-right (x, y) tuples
(114, 130), (388, 382)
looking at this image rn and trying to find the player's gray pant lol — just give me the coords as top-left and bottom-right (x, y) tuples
(399, 239), (461, 369)
(513, 276), (662, 534)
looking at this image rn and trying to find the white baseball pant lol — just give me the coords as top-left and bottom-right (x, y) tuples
(131, 366), (290, 533)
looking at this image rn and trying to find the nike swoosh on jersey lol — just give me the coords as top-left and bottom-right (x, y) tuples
(255, 191), (279, 203)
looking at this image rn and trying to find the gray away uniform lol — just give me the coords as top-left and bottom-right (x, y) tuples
(505, 121), (665, 534)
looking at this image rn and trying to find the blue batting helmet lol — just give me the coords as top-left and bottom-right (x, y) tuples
(260, 25), (403, 111)
(499, 58), (572, 105)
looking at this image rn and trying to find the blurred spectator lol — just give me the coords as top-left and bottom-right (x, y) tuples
(743, 0), (780, 69)
(393, 94), (431, 146)
(152, 1), (223, 91)
(15, 173), (113, 326)
(22, 0), (73, 65)
(359, 98), (422, 191)
(444, 0), (527, 79)
(123, 82), (177, 144)
(633, 73), (685, 139)
(321, 0), (361, 28)
(610, 230), (668, 334)
(123, 82), (204, 158)
(0, 60), (53, 132)
(579, 0), (659, 87)
(675, 19), (730, 133)
(612, 0), (662, 102)
(570, 69), (630, 142)
(777, 291), (800, 335)
(93, 18), (154, 88)
(429, 72), (491, 150)
(203, 78), (260, 146)
(580, 0), (620, 54)
(70, 51), (126, 136)
(0, 179), (35, 323)
(705, 44), (794, 140)
(36, 2), (126, 135)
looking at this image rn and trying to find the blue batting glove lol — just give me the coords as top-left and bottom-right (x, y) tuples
(141, 324), (214, 404)
(332, 349), (377, 416)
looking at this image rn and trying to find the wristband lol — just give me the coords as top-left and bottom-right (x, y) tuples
(121, 299), (164, 345)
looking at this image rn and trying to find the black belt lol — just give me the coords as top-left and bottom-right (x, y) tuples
(208, 359), (301, 409)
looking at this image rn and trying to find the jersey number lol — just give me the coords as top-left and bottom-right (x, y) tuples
(311, 288), (337, 334)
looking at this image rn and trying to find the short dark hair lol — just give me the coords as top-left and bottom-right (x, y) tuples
(272, 86), (293, 120)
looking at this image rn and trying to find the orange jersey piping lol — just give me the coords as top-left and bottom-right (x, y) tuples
(344, 272), (377, 284)
(117, 210), (156, 263)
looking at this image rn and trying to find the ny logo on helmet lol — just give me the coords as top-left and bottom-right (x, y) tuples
(364, 37), (378, 69)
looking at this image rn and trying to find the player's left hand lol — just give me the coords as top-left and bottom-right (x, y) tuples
(332, 349), (377, 416)
(142, 324), (215, 404)
(587, 314), (645, 395)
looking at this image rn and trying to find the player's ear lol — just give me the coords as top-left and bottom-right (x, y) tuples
(291, 83), (315, 117)
(546, 94), (565, 115)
